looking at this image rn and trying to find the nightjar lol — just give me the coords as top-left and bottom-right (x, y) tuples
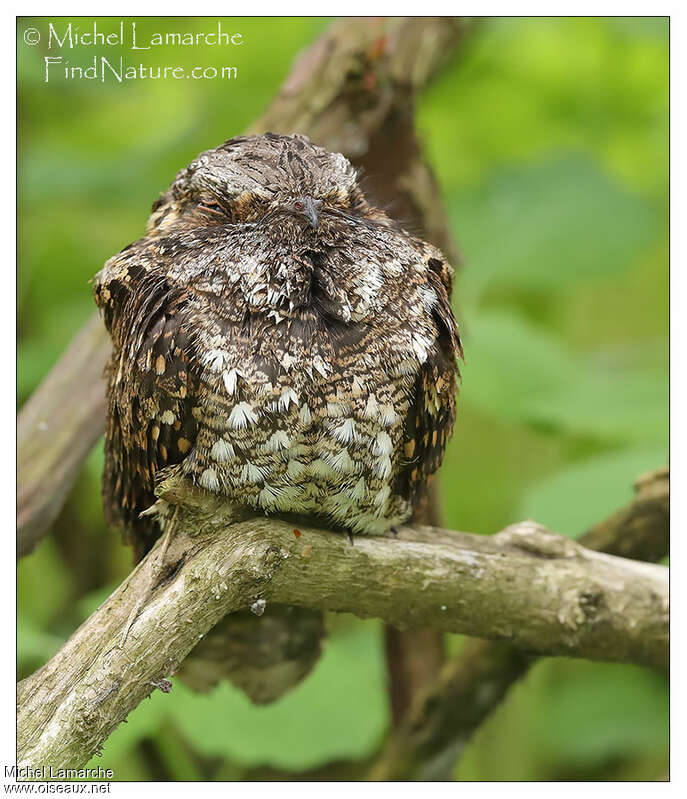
(93, 133), (461, 697)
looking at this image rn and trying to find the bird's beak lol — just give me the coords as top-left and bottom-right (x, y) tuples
(301, 197), (320, 231)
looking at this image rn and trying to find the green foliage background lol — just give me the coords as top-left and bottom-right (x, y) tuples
(17, 17), (668, 781)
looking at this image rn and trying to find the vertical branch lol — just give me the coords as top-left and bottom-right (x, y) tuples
(253, 17), (473, 721)
(385, 480), (447, 724)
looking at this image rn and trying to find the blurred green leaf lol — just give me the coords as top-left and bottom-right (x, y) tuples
(461, 310), (575, 421)
(17, 612), (64, 669)
(449, 155), (657, 301)
(526, 360), (668, 447)
(17, 537), (73, 627)
(536, 661), (669, 765)
(458, 658), (668, 781)
(461, 310), (667, 446)
(517, 446), (667, 537)
(165, 619), (388, 770)
(441, 403), (568, 535)
(419, 17), (668, 195)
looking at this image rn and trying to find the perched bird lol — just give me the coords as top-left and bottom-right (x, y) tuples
(93, 133), (461, 698)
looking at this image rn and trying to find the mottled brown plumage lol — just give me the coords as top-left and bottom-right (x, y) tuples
(94, 132), (461, 560)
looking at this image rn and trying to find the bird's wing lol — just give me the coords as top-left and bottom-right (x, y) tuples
(396, 252), (461, 506)
(94, 249), (199, 558)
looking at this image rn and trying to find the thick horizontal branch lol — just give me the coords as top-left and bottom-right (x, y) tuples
(368, 465), (670, 781)
(17, 495), (668, 770)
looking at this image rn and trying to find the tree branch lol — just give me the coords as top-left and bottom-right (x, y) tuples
(17, 314), (109, 557)
(248, 14), (474, 719)
(17, 17), (475, 718)
(367, 465), (670, 781)
(384, 481), (446, 724)
(17, 481), (667, 770)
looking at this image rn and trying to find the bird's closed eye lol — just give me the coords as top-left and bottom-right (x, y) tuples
(199, 201), (226, 216)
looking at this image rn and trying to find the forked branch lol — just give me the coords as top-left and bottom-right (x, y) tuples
(18, 480), (668, 771)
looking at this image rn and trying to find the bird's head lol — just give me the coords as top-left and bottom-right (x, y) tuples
(108, 133), (411, 325)
(146, 133), (375, 241)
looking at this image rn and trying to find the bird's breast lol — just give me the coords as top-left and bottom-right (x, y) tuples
(180, 332), (419, 533)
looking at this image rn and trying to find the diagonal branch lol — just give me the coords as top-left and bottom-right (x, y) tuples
(17, 314), (109, 557)
(17, 479), (668, 771)
(367, 465), (670, 781)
